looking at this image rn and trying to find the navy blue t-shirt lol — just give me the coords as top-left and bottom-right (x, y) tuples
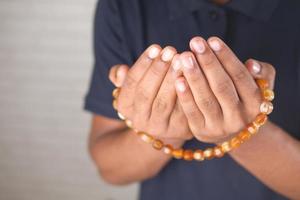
(84, 0), (300, 199)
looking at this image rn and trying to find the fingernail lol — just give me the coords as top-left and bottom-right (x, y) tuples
(181, 55), (194, 69)
(161, 48), (175, 62)
(148, 46), (160, 59)
(192, 39), (205, 54)
(172, 58), (181, 72)
(176, 80), (186, 92)
(208, 39), (221, 51)
(252, 61), (261, 74)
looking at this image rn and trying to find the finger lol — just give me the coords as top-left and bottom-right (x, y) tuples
(189, 36), (239, 113)
(122, 44), (162, 90)
(179, 51), (222, 125)
(206, 37), (259, 106)
(109, 64), (129, 87)
(175, 77), (205, 136)
(150, 55), (180, 127)
(245, 59), (276, 90)
(117, 45), (162, 117)
(134, 46), (177, 125)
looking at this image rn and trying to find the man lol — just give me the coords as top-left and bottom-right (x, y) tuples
(84, 0), (300, 199)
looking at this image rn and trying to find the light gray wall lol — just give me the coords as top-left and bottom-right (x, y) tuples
(0, 0), (138, 199)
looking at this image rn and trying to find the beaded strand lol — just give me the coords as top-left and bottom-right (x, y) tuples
(112, 79), (274, 161)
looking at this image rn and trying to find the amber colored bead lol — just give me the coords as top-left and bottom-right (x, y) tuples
(263, 89), (275, 101)
(125, 119), (133, 128)
(138, 132), (154, 143)
(213, 146), (224, 158)
(163, 144), (173, 155)
(203, 148), (214, 160)
(152, 139), (163, 150)
(172, 149), (184, 159)
(112, 99), (118, 110)
(183, 150), (194, 161)
(246, 123), (258, 135)
(193, 150), (204, 161)
(254, 113), (268, 127)
(112, 88), (120, 98)
(230, 137), (241, 148)
(117, 112), (126, 120)
(256, 79), (269, 89)
(238, 130), (251, 143)
(221, 141), (232, 153)
(260, 101), (274, 115)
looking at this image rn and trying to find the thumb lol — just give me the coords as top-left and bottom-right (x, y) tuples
(245, 59), (276, 90)
(109, 64), (129, 87)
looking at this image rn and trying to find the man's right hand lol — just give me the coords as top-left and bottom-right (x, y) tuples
(109, 45), (193, 143)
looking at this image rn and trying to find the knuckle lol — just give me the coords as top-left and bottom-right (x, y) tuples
(232, 68), (249, 82)
(197, 95), (217, 110)
(124, 73), (137, 89)
(202, 54), (217, 67)
(136, 87), (151, 102)
(215, 78), (234, 94)
(153, 97), (169, 113)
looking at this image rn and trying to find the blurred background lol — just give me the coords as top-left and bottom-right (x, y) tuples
(0, 0), (138, 199)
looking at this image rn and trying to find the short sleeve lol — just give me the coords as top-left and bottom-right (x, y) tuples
(84, 0), (132, 119)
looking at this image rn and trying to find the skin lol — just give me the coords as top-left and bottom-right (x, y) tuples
(89, 36), (300, 199)
(88, 1), (300, 200)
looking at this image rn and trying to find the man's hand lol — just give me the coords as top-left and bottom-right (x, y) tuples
(174, 36), (276, 143)
(110, 45), (193, 144)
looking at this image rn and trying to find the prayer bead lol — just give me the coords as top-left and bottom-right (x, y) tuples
(203, 148), (214, 160)
(152, 139), (163, 150)
(112, 99), (118, 110)
(117, 112), (125, 120)
(238, 130), (251, 143)
(263, 89), (274, 101)
(221, 141), (232, 153)
(183, 150), (194, 161)
(163, 144), (173, 155)
(230, 137), (241, 148)
(138, 132), (154, 143)
(125, 119), (133, 128)
(172, 149), (184, 159)
(213, 146), (224, 158)
(260, 101), (274, 115)
(246, 123), (258, 135)
(112, 88), (120, 98)
(193, 150), (204, 161)
(254, 114), (268, 127)
(256, 79), (269, 89)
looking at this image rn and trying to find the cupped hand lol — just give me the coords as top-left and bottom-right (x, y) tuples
(109, 45), (193, 143)
(174, 36), (276, 143)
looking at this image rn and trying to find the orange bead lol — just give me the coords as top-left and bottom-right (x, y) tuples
(112, 88), (120, 98)
(163, 144), (173, 155)
(125, 119), (133, 128)
(238, 130), (251, 143)
(260, 101), (274, 115)
(138, 132), (154, 143)
(183, 150), (194, 161)
(254, 113), (268, 127)
(152, 139), (163, 150)
(112, 99), (118, 110)
(256, 79), (269, 89)
(230, 137), (241, 148)
(221, 141), (232, 153)
(172, 149), (184, 159)
(213, 146), (224, 158)
(246, 123), (258, 135)
(193, 150), (204, 161)
(263, 89), (275, 101)
(117, 112), (126, 120)
(203, 148), (214, 160)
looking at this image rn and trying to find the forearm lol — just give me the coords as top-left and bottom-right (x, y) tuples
(230, 121), (300, 199)
(89, 128), (183, 185)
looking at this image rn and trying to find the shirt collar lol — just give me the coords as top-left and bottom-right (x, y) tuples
(167, 0), (280, 21)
